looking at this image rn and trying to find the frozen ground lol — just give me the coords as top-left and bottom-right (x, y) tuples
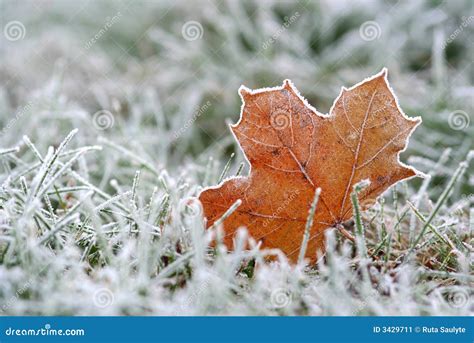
(0, 0), (472, 315)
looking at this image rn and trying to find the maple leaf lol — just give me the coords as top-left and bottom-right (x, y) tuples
(199, 69), (422, 263)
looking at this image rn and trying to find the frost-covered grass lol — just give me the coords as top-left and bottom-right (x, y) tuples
(0, 0), (472, 315)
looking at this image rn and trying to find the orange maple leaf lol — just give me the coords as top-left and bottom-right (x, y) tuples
(199, 69), (422, 263)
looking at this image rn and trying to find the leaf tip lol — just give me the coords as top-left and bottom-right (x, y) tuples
(282, 79), (294, 90)
(415, 169), (430, 179)
(412, 115), (423, 126)
(239, 85), (252, 101)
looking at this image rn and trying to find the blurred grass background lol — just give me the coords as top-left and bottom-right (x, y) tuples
(0, 0), (472, 315)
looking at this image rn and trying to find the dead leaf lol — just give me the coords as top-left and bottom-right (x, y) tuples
(199, 69), (422, 263)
